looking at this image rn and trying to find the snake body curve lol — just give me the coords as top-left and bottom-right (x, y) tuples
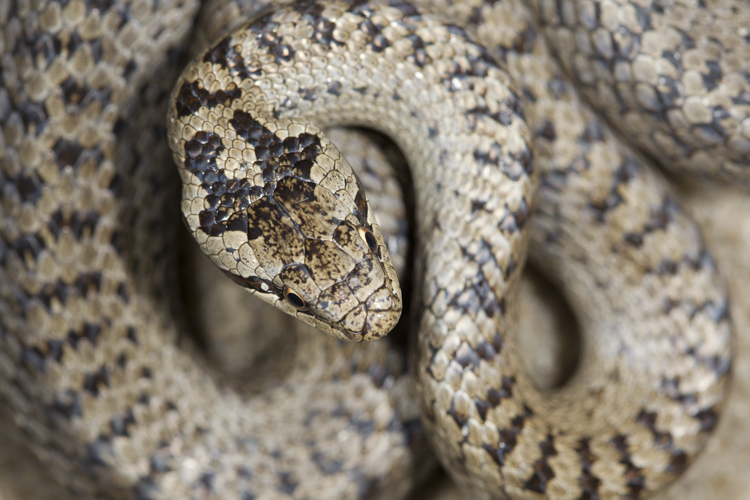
(0, 0), (739, 499)
(536, 0), (750, 183)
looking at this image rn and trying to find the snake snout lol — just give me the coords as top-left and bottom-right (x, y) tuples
(245, 167), (403, 336)
(301, 237), (403, 343)
(343, 277), (403, 343)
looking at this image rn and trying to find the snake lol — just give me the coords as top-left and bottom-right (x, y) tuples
(0, 0), (742, 498)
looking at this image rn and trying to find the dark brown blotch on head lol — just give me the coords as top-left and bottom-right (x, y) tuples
(274, 177), (350, 240)
(183, 131), (225, 191)
(246, 197), (305, 277)
(230, 110), (280, 152)
(226, 211), (248, 233)
(304, 239), (356, 290)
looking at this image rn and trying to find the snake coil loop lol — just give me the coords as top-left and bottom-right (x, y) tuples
(0, 0), (740, 498)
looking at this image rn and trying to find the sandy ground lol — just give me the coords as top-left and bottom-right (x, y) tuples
(2, 181), (749, 500)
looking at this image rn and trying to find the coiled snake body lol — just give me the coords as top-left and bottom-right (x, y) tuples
(0, 0), (742, 499)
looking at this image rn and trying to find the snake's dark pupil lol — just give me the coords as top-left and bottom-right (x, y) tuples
(364, 231), (377, 252)
(286, 291), (305, 309)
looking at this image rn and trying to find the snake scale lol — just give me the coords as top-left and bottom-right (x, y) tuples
(0, 0), (744, 498)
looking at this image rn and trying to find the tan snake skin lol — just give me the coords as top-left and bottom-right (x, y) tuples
(536, 0), (750, 183)
(0, 0), (742, 499)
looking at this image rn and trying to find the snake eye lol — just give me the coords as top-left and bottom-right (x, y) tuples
(284, 287), (307, 310)
(358, 226), (378, 253)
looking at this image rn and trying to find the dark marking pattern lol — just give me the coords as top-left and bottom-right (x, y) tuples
(576, 439), (602, 500)
(523, 435), (557, 493)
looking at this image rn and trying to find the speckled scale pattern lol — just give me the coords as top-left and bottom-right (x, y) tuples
(0, 0), (736, 500)
(408, 0), (732, 498)
(533, 0), (750, 183)
(0, 1), (428, 499)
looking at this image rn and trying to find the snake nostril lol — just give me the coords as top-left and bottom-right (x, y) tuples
(284, 287), (307, 310)
(358, 226), (378, 253)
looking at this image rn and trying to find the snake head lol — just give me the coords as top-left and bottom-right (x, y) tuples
(241, 171), (404, 343)
(169, 110), (402, 342)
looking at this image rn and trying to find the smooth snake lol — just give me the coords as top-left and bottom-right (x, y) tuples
(0, 0), (743, 499)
